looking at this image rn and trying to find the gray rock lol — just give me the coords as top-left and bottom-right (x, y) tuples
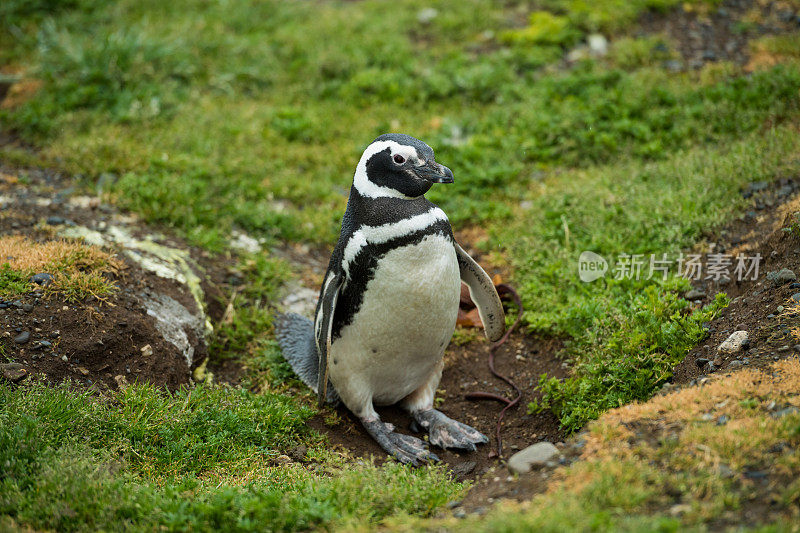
(229, 231), (261, 254)
(767, 269), (796, 285)
(792, 293), (800, 304)
(30, 273), (54, 286)
(142, 293), (205, 367)
(701, 49), (716, 61)
(717, 464), (734, 478)
(566, 46), (589, 63)
(772, 406), (799, 418)
(451, 460), (477, 478)
(587, 34), (608, 56)
(508, 442), (560, 474)
(281, 285), (319, 318)
(417, 7), (438, 24)
(718, 331), (749, 354)
(685, 289), (706, 300)
(13, 331), (30, 344)
(0, 363), (28, 383)
(727, 360), (743, 370)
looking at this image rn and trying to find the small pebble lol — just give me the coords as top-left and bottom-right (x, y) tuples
(29, 273), (54, 286)
(772, 406), (799, 418)
(718, 331), (749, 353)
(13, 331), (30, 344)
(685, 289), (705, 300)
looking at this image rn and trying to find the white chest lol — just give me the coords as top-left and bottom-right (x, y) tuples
(330, 234), (461, 405)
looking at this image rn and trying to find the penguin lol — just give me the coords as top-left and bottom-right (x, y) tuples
(277, 133), (505, 465)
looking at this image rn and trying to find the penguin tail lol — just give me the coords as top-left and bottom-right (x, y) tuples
(275, 313), (339, 404)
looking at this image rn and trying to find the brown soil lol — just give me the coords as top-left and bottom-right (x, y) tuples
(638, 0), (800, 69)
(0, 164), (230, 391)
(308, 333), (566, 485)
(674, 175), (800, 385)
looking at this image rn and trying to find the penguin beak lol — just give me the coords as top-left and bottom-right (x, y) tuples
(415, 161), (454, 184)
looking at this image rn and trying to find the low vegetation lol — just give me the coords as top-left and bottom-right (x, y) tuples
(0, 235), (120, 301)
(2, 0), (800, 529)
(402, 358), (800, 531)
(0, 381), (462, 531)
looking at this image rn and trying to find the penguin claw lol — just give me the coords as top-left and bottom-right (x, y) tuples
(412, 409), (489, 451)
(362, 419), (439, 466)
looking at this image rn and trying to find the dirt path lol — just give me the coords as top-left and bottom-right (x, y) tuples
(309, 333), (566, 482)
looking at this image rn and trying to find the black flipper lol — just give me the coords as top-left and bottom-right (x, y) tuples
(313, 271), (343, 407)
(276, 313), (339, 404)
(455, 242), (505, 342)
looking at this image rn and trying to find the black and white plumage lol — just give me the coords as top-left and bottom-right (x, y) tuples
(277, 133), (505, 465)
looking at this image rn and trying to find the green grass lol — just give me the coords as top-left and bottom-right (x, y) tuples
(3, 1), (797, 247)
(0, 263), (30, 296)
(0, 381), (463, 531)
(512, 125), (800, 430)
(2, 0), (800, 529)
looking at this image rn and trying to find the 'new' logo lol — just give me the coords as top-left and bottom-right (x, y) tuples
(578, 251), (608, 282)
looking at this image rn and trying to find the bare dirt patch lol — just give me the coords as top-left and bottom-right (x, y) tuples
(674, 175), (800, 385)
(0, 164), (231, 391)
(639, 0), (800, 69)
(308, 332), (567, 484)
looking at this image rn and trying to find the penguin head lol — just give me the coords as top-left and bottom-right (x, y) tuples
(353, 133), (454, 199)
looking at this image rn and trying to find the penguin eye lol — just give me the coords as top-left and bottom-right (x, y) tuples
(393, 154), (406, 165)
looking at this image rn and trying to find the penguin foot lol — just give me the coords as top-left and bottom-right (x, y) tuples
(411, 409), (489, 451)
(362, 419), (440, 466)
